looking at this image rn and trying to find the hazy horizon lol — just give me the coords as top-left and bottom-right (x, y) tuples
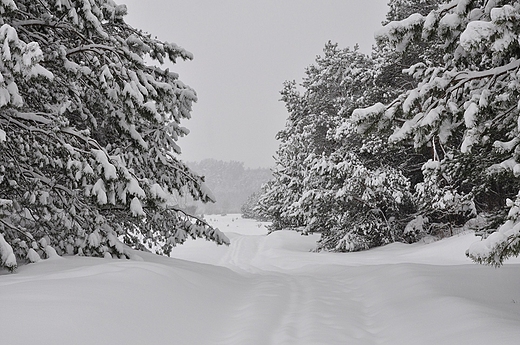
(123, 0), (389, 168)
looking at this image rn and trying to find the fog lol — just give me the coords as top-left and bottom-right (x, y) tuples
(123, 0), (388, 168)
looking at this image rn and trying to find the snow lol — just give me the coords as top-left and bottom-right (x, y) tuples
(467, 201), (520, 263)
(403, 89), (419, 114)
(376, 13), (424, 40)
(0, 198), (12, 207)
(44, 245), (59, 258)
(126, 176), (146, 198)
(83, 162), (94, 175)
(404, 215), (428, 234)
(493, 137), (519, 153)
(490, 5), (518, 22)
(0, 233), (16, 270)
(149, 183), (168, 200)
(91, 178), (107, 205)
(0, 86), (10, 107)
(389, 112), (422, 143)
(0, 0), (16, 11)
(487, 157), (520, 176)
(1, 214), (520, 344)
(422, 11), (437, 35)
(460, 20), (495, 51)
(420, 107), (440, 127)
(439, 12), (461, 31)
(199, 181), (217, 202)
(461, 128), (477, 153)
(92, 149), (117, 180)
(350, 102), (386, 134)
(88, 230), (102, 248)
(463, 101), (478, 128)
(26, 248), (41, 263)
(123, 81), (145, 103)
(130, 196), (145, 216)
(6, 81), (22, 106)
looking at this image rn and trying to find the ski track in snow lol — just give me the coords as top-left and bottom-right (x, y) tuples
(215, 272), (383, 344)
(2, 215), (520, 344)
(212, 262), (520, 345)
(214, 232), (383, 343)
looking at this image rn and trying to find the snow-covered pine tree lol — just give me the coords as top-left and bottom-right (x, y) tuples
(258, 43), (415, 251)
(241, 191), (269, 221)
(257, 43), (359, 232)
(349, 0), (445, 243)
(301, 44), (415, 251)
(298, 1), (446, 251)
(353, 0), (520, 265)
(256, 80), (311, 231)
(0, 0), (228, 270)
(374, 0), (444, 105)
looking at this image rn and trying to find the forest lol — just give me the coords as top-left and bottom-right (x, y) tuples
(0, 0), (520, 270)
(1, 1), (520, 344)
(254, 0), (520, 266)
(187, 159), (271, 216)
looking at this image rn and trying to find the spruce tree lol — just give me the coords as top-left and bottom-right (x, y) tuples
(0, 0), (228, 270)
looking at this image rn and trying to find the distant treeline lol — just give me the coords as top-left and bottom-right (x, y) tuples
(187, 159), (272, 215)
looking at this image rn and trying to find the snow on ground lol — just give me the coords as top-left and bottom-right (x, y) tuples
(1, 214), (520, 345)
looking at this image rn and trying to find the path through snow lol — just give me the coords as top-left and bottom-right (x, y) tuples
(173, 215), (520, 345)
(1, 214), (520, 344)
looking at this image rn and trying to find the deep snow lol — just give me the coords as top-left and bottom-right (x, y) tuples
(1, 214), (520, 345)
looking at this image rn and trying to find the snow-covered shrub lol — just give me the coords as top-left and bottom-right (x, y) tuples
(0, 233), (17, 271)
(307, 148), (414, 251)
(467, 194), (520, 266)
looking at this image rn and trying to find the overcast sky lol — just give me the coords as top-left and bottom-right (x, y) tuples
(122, 0), (389, 168)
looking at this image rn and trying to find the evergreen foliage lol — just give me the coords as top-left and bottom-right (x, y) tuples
(241, 191), (269, 221)
(260, 0), (520, 265)
(354, 0), (520, 265)
(0, 0), (228, 270)
(258, 43), (416, 250)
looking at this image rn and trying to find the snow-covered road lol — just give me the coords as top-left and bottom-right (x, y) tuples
(1, 215), (520, 344)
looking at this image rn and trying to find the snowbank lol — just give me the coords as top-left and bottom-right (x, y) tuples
(1, 215), (519, 345)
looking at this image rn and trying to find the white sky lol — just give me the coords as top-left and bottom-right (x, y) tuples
(122, 0), (389, 168)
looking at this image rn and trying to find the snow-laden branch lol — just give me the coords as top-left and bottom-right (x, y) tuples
(67, 44), (116, 56)
(449, 58), (520, 92)
(9, 111), (54, 124)
(0, 219), (36, 243)
(0, 0), (224, 269)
